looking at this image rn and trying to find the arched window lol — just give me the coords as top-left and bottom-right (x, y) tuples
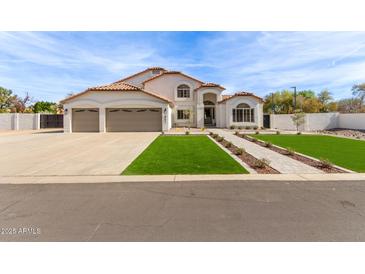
(177, 84), (190, 98)
(236, 103), (250, 108)
(233, 102), (255, 122)
(203, 100), (215, 105)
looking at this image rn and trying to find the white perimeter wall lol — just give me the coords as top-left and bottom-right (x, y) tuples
(271, 112), (365, 131)
(0, 113), (40, 131)
(339, 113), (365, 130)
(271, 113), (339, 131)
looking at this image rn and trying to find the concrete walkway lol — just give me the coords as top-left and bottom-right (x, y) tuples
(210, 129), (323, 174)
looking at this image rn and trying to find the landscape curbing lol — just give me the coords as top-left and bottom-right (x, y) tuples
(0, 173), (365, 184)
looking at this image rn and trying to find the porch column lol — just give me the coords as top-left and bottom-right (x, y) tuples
(99, 107), (106, 133)
(196, 104), (204, 128)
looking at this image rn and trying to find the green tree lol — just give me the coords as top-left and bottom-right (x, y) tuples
(317, 89), (333, 112)
(337, 98), (362, 113)
(352, 83), (365, 108)
(291, 110), (306, 132)
(298, 90), (316, 99)
(264, 90), (294, 114)
(32, 101), (58, 113)
(9, 92), (32, 113)
(0, 87), (14, 112)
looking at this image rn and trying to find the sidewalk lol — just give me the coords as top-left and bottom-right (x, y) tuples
(210, 129), (323, 174)
(1, 173), (365, 184)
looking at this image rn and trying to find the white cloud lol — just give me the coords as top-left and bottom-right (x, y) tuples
(0, 32), (364, 101)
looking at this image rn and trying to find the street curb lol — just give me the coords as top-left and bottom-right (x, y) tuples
(0, 173), (365, 184)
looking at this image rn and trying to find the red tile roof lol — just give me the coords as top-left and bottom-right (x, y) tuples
(60, 81), (173, 106)
(219, 91), (264, 103)
(116, 67), (167, 83)
(142, 71), (204, 84)
(195, 82), (225, 91)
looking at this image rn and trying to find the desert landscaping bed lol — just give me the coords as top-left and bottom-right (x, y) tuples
(238, 133), (348, 173)
(209, 132), (279, 174)
(319, 128), (365, 140)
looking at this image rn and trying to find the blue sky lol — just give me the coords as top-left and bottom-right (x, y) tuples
(0, 31), (365, 102)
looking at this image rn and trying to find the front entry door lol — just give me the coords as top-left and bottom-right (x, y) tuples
(204, 107), (215, 126)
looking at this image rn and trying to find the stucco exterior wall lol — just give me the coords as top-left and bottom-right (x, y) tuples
(63, 91), (171, 133)
(339, 113), (365, 130)
(222, 96), (263, 128)
(144, 74), (202, 127)
(123, 70), (164, 87)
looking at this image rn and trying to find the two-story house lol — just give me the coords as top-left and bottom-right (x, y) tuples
(61, 67), (264, 132)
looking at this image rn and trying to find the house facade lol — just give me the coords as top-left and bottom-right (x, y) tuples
(61, 67), (263, 132)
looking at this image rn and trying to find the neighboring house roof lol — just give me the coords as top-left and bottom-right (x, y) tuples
(142, 70), (204, 85)
(194, 82), (225, 91)
(60, 81), (174, 106)
(115, 67), (167, 83)
(218, 91), (264, 103)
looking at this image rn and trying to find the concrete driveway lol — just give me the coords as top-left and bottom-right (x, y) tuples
(0, 131), (159, 176)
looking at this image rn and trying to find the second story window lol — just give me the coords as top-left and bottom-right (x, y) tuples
(177, 84), (190, 98)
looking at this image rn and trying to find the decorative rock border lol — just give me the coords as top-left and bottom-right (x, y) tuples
(209, 132), (279, 174)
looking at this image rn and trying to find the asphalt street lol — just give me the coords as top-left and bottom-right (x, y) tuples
(1, 180), (365, 241)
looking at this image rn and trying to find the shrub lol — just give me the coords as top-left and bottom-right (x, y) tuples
(285, 147), (295, 156)
(253, 126), (258, 130)
(234, 131), (239, 135)
(230, 125), (235, 130)
(185, 131), (190, 135)
(209, 131), (214, 136)
(217, 136), (224, 142)
(212, 133), (218, 139)
(255, 131), (260, 135)
(297, 131), (302, 135)
(238, 126), (243, 130)
(225, 141), (232, 148)
(245, 126), (251, 130)
(201, 127), (206, 131)
(319, 157), (333, 168)
(276, 130), (280, 135)
(264, 141), (272, 147)
(254, 158), (271, 168)
(235, 147), (245, 155)
(251, 137), (257, 142)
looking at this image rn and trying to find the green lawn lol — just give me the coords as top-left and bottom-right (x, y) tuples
(251, 134), (365, 172)
(122, 135), (248, 175)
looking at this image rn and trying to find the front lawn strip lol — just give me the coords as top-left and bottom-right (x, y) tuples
(243, 134), (365, 172)
(122, 135), (248, 175)
(210, 133), (279, 174)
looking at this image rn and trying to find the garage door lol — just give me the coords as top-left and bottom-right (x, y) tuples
(72, 108), (99, 132)
(106, 108), (162, 132)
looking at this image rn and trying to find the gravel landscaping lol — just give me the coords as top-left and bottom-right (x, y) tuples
(319, 128), (365, 140)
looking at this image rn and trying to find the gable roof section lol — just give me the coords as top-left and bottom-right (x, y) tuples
(194, 82), (225, 91)
(115, 67), (167, 83)
(60, 81), (173, 106)
(142, 70), (204, 85)
(218, 91), (264, 103)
